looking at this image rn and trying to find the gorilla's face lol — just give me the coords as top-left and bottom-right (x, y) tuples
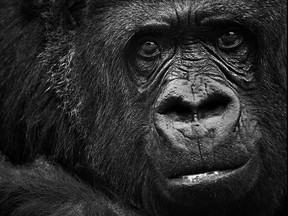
(69, 0), (286, 215)
(125, 1), (259, 205)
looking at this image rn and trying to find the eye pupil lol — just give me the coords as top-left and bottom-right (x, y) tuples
(142, 41), (158, 54)
(136, 38), (161, 59)
(218, 30), (243, 49)
(222, 32), (237, 43)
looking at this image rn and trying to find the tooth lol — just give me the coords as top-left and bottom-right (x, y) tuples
(179, 171), (224, 183)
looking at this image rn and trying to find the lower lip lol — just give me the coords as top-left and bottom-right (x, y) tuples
(167, 157), (256, 187)
(164, 158), (258, 205)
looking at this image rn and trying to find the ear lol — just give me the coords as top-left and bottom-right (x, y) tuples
(21, 0), (87, 28)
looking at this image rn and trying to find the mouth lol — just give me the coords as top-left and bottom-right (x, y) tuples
(164, 158), (258, 205)
(169, 169), (234, 186)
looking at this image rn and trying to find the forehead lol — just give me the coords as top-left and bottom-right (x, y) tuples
(86, 0), (284, 41)
(93, 0), (272, 13)
(90, 0), (278, 25)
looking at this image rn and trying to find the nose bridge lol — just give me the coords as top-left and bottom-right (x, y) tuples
(174, 42), (221, 82)
(190, 75), (209, 105)
(181, 42), (208, 64)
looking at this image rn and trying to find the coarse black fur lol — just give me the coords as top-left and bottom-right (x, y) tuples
(0, 0), (287, 216)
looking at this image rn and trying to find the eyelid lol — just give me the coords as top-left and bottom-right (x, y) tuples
(217, 26), (242, 38)
(136, 36), (159, 47)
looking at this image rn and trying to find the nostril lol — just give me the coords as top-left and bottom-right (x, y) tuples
(156, 94), (232, 121)
(157, 97), (193, 118)
(198, 95), (231, 119)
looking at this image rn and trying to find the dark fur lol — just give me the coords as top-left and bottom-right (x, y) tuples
(0, 0), (287, 216)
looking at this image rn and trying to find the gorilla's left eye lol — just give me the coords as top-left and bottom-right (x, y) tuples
(217, 30), (244, 50)
(138, 40), (161, 58)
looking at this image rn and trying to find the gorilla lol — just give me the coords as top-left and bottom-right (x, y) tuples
(0, 0), (287, 216)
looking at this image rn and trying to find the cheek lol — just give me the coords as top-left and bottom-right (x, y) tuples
(237, 107), (262, 153)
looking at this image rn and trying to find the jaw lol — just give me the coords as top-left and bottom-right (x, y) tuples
(141, 156), (261, 216)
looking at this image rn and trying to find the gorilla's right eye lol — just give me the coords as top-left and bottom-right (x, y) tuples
(137, 39), (161, 59)
(127, 35), (174, 81)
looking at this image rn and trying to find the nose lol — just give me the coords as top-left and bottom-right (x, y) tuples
(154, 79), (240, 142)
